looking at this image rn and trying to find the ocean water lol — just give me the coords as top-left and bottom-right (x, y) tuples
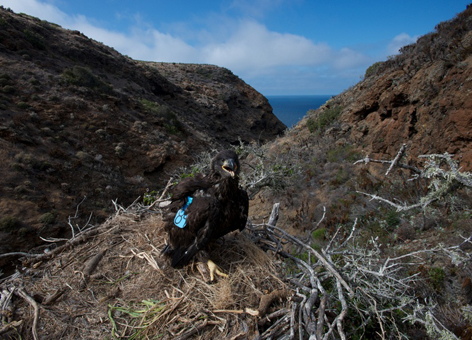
(266, 95), (333, 128)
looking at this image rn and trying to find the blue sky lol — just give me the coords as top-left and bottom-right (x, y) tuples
(2, 0), (470, 95)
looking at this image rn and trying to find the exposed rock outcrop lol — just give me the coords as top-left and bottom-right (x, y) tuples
(325, 6), (472, 169)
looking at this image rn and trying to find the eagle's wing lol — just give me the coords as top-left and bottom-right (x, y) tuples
(167, 196), (220, 267)
(170, 174), (212, 201)
(238, 187), (249, 231)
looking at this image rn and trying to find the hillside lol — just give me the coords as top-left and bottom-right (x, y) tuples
(0, 7), (285, 259)
(2, 4), (472, 340)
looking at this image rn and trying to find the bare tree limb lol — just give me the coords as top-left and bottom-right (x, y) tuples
(16, 288), (39, 340)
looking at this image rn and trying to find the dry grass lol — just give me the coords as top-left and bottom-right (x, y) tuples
(1, 210), (290, 339)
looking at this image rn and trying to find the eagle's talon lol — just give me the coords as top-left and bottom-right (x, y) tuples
(207, 259), (228, 281)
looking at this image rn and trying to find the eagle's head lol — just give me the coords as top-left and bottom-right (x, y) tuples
(211, 150), (241, 179)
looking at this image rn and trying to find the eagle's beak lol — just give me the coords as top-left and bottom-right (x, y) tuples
(222, 159), (237, 178)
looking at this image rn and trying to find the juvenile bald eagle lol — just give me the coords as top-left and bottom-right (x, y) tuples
(162, 150), (249, 280)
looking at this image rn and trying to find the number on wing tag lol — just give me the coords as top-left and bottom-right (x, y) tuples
(174, 196), (193, 228)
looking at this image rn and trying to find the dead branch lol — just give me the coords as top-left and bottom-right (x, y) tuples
(24, 223), (109, 266)
(0, 252), (43, 259)
(148, 177), (174, 209)
(356, 191), (436, 212)
(0, 320), (23, 336)
(385, 143), (407, 176)
(16, 288), (39, 340)
(175, 319), (220, 340)
(267, 202), (280, 227)
(42, 288), (65, 305)
(83, 249), (106, 277)
(79, 249), (107, 289)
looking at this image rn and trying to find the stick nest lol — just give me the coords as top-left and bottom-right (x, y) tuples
(1, 209), (290, 339)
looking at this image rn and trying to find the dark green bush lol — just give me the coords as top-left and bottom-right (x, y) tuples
(307, 105), (343, 133)
(364, 61), (384, 78)
(0, 216), (19, 231)
(62, 66), (112, 93)
(23, 29), (45, 50)
(38, 212), (55, 225)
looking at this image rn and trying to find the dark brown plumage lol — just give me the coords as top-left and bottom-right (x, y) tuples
(162, 150), (249, 272)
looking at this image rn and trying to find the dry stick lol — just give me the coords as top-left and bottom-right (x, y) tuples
(16, 288), (39, 340)
(258, 308), (291, 325)
(0, 320), (23, 336)
(0, 252), (43, 259)
(290, 301), (297, 340)
(149, 177), (174, 209)
(295, 292), (306, 340)
(42, 288), (65, 305)
(356, 191), (435, 212)
(268, 202), (280, 226)
(175, 319), (220, 340)
(84, 249), (107, 277)
(385, 143), (407, 176)
(79, 249), (107, 289)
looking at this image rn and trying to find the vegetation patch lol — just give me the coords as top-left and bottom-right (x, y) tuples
(61, 66), (112, 93)
(38, 212), (55, 225)
(306, 105), (343, 133)
(140, 99), (183, 134)
(0, 216), (19, 231)
(364, 61), (384, 78)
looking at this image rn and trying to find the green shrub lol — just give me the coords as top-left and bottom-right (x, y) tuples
(312, 228), (326, 240)
(143, 190), (158, 205)
(385, 210), (401, 227)
(23, 29), (45, 50)
(17, 101), (31, 109)
(62, 66), (112, 92)
(38, 212), (55, 225)
(2, 85), (15, 94)
(307, 105), (343, 133)
(326, 144), (360, 163)
(428, 267), (446, 291)
(140, 99), (183, 134)
(0, 216), (19, 231)
(364, 61), (384, 78)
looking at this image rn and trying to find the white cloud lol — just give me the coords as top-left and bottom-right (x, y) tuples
(2, 0), (68, 25)
(387, 33), (418, 55)
(202, 20), (333, 73)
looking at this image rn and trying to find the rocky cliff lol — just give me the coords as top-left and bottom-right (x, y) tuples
(321, 5), (472, 169)
(0, 7), (285, 256)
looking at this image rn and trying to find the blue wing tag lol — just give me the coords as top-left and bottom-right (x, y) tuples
(174, 196), (193, 228)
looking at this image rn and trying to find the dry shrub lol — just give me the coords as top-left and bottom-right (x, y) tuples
(1, 211), (289, 339)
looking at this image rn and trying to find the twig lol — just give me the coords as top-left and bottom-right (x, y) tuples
(0, 252), (43, 259)
(0, 320), (23, 336)
(315, 206), (326, 228)
(385, 143), (407, 176)
(149, 178), (174, 209)
(175, 319), (220, 340)
(268, 202), (280, 227)
(42, 288), (65, 305)
(16, 288), (39, 340)
(356, 191), (435, 211)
